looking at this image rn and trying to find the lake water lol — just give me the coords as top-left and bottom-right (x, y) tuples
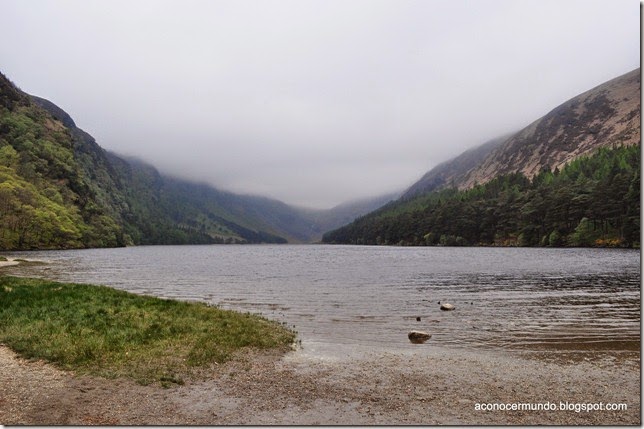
(2, 245), (640, 362)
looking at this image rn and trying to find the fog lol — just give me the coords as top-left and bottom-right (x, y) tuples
(0, 0), (638, 208)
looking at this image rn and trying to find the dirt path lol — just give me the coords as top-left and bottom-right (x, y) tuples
(0, 344), (639, 425)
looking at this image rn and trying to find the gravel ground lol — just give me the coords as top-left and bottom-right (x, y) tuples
(0, 343), (639, 425)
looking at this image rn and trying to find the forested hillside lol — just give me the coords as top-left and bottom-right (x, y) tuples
(0, 72), (301, 249)
(2, 66), (639, 250)
(0, 73), (308, 249)
(323, 69), (640, 248)
(0, 71), (392, 249)
(0, 74), (127, 249)
(323, 145), (640, 248)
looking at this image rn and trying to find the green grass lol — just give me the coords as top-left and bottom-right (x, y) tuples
(0, 276), (296, 386)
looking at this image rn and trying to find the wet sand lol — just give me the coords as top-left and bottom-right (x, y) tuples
(0, 258), (19, 268)
(0, 343), (639, 425)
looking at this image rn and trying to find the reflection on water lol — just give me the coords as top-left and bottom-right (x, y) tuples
(1, 245), (640, 361)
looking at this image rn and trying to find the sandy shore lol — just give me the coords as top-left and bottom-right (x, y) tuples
(0, 342), (639, 425)
(0, 258), (20, 268)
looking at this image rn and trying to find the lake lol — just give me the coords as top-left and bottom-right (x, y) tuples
(2, 245), (640, 362)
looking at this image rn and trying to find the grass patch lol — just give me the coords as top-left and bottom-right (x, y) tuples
(0, 276), (296, 385)
(0, 256), (7, 261)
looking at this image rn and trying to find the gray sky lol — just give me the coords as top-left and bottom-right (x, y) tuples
(0, 0), (639, 208)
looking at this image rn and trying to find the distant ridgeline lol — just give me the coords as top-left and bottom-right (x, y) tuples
(322, 145), (640, 247)
(0, 67), (640, 250)
(0, 71), (403, 250)
(0, 72), (298, 249)
(323, 69), (641, 248)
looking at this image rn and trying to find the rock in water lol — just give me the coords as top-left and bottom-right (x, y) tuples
(408, 331), (431, 344)
(440, 303), (455, 311)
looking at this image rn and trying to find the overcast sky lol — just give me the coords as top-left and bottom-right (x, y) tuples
(0, 0), (639, 208)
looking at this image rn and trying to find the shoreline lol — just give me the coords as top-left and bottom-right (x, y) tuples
(1, 341), (639, 425)
(0, 258), (640, 425)
(0, 257), (20, 268)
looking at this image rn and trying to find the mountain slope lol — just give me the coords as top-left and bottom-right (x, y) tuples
(0, 74), (127, 248)
(400, 68), (640, 200)
(323, 68), (641, 247)
(32, 92), (286, 245)
(460, 68), (640, 189)
(297, 192), (399, 242)
(401, 135), (509, 199)
(1, 71), (388, 248)
(323, 144), (640, 247)
(0, 72), (306, 248)
(30, 86), (394, 244)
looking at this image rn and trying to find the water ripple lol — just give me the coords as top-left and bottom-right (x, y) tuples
(2, 245), (639, 359)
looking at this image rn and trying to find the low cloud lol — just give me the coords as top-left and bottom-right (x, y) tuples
(1, 0), (638, 208)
